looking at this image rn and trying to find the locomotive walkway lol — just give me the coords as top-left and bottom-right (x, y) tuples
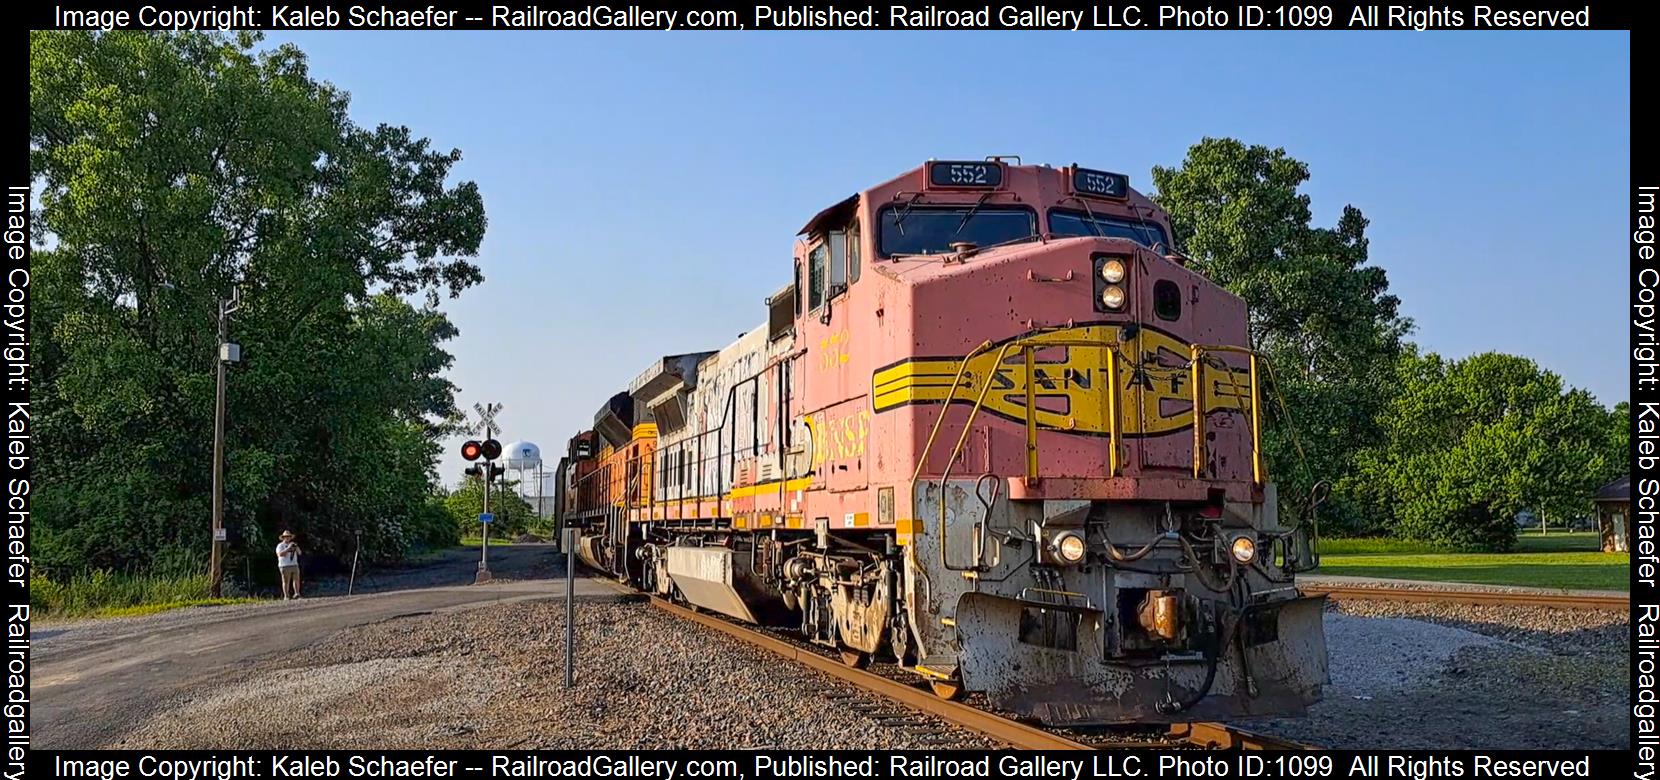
(33, 544), (625, 749)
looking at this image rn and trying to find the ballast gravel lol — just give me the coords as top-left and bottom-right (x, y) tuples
(1253, 600), (1628, 749)
(111, 589), (1628, 750)
(115, 600), (1005, 750)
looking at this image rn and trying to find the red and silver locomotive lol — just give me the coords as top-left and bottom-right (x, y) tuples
(557, 159), (1327, 724)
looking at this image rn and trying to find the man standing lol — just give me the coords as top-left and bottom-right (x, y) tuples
(276, 530), (302, 600)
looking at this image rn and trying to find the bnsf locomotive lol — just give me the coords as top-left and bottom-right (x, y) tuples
(555, 159), (1328, 724)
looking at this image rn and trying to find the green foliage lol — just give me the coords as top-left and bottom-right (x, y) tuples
(442, 479), (538, 539)
(1353, 351), (1622, 551)
(1152, 138), (1626, 551)
(30, 31), (485, 580)
(1152, 138), (1410, 534)
(29, 571), (242, 619)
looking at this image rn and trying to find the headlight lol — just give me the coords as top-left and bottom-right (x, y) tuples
(1100, 285), (1126, 310)
(1230, 535), (1257, 565)
(1054, 532), (1087, 564)
(1100, 259), (1126, 283)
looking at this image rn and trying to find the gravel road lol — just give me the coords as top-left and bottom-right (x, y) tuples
(35, 544), (620, 749)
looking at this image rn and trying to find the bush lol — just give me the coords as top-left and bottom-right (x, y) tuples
(442, 480), (536, 539)
(410, 496), (461, 551)
(1396, 500), (1515, 553)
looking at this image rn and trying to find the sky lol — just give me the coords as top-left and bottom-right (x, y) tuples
(266, 31), (1632, 489)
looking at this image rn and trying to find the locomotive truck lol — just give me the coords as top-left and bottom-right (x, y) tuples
(554, 158), (1328, 724)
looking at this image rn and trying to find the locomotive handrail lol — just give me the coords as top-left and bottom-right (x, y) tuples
(1188, 344), (1264, 485)
(910, 330), (1128, 572)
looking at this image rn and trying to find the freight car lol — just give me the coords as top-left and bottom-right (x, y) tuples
(555, 159), (1328, 724)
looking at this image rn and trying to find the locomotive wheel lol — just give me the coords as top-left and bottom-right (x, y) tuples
(929, 679), (964, 701)
(839, 649), (871, 669)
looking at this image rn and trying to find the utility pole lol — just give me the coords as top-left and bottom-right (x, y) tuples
(210, 288), (241, 598)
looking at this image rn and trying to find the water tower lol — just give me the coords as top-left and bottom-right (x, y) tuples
(502, 440), (546, 522)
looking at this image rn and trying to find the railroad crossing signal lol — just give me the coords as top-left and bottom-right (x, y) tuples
(461, 438), (502, 464)
(472, 402), (502, 435)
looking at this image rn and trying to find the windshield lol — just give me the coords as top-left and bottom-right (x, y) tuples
(878, 206), (1035, 256)
(1049, 210), (1170, 251)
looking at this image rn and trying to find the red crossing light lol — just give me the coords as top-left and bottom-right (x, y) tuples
(461, 440), (483, 461)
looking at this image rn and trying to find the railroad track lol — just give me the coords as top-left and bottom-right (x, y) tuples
(648, 595), (1311, 750)
(1301, 584), (1628, 611)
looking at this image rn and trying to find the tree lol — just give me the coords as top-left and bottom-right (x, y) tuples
(1151, 138), (1410, 534)
(1354, 351), (1618, 551)
(1604, 401), (1631, 483)
(30, 31), (486, 578)
(442, 479), (537, 539)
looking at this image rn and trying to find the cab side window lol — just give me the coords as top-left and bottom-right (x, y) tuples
(828, 231), (848, 293)
(808, 242), (828, 310)
(847, 223), (861, 283)
(1154, 279), (1182, 321)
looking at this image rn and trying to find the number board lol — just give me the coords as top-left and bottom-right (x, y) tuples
(929, 161), (1003, 189)
(1072, 167), (1130, 199)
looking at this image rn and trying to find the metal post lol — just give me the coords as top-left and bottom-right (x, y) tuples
(476, 422), (494, 585)
(209, 298), (229, 598)
(564, 526), (577, 688)
(348, 531), (361, 596)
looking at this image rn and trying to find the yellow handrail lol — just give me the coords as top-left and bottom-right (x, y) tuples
(908, 330), (1125, 571)
(1023, 345), (1038, 481)
(1189, 344), (1265, 485)
(935, 340), (1019, 570)
(905, 332), (1268, 571)
(910, 339), (995, 485)
(1106, 347), (1120, 476)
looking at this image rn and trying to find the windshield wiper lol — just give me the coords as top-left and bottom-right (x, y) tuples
(887, 192), (925, 236)
(1125, 200), (1165, 252)
(950, 192), (997, 239)
(1063, 195), (1106, 237)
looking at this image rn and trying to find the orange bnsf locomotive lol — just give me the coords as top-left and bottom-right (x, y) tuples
(555, 159), (1327, 724)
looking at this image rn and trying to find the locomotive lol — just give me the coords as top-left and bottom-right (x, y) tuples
(554, 159), (1328, 724)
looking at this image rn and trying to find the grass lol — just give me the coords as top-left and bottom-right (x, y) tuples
(460, 536), (513, 546)
(30, 571), (257, 621)
(1315, 531), (1629, 591)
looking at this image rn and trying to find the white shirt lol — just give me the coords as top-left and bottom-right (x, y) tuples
(276, 541), (298, 568)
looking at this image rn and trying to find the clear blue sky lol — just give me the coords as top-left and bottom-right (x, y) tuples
(267, 31), (1631, 487)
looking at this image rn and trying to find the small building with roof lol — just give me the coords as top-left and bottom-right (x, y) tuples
(1593, 475), (1630, 553)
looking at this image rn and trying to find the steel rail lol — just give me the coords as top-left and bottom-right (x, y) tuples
(1302, 584), (1627, 611)
(647, 595), (1313, 750)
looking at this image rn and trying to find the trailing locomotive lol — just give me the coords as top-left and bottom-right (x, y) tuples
(556, 159), (1328, 724)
